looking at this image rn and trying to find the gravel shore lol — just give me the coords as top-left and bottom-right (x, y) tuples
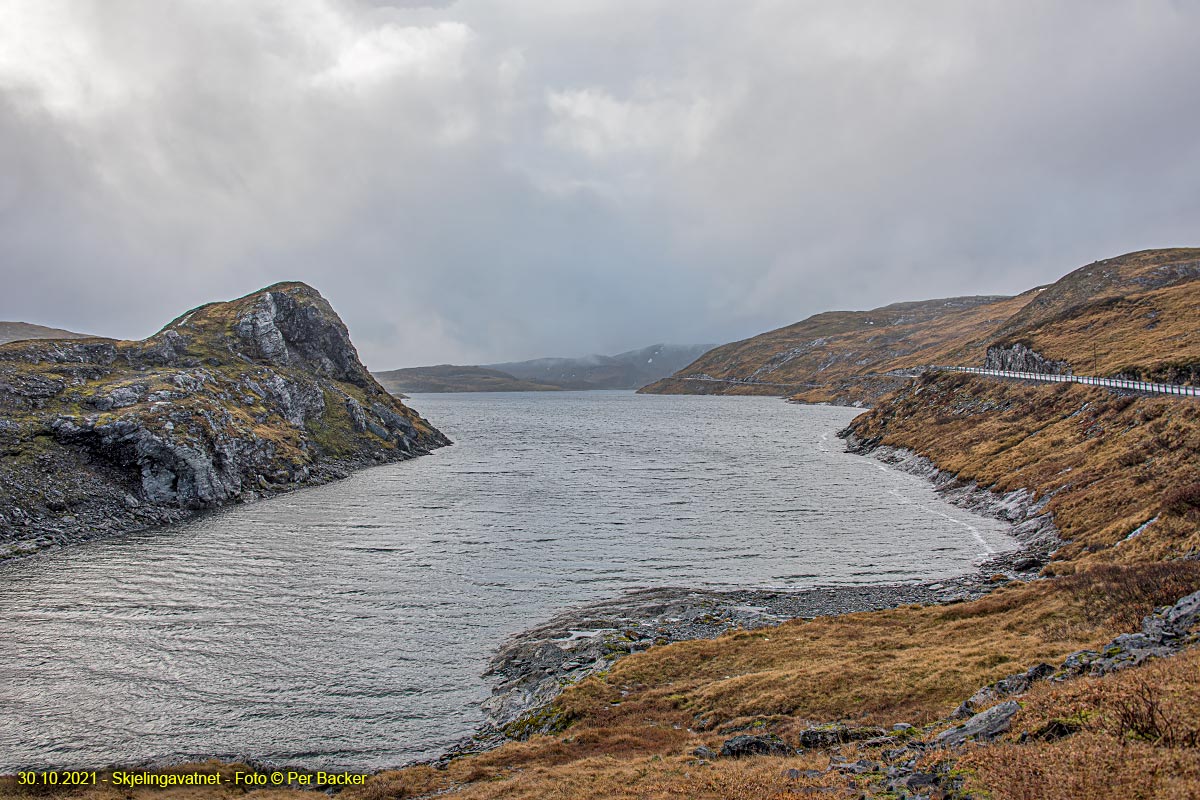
(438, 546), (1050, 764)
(435, 434), (1063, 764)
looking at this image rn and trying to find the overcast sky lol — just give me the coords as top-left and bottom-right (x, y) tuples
(1, 1), (1197, 368)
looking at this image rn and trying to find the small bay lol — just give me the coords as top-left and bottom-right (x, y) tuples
(0, 392), (1013, 771)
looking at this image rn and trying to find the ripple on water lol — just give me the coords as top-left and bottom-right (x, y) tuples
(0, 391), (1015, 772)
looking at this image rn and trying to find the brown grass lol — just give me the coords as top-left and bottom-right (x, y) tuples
(326, 563), (1200, 799)
(643, 292), (1030, 402)
(644, 248), (1200, 401)
(959, 648), (1200, 800)
(8, 564), (1200, 799)
(1001, 281), (1200, 383)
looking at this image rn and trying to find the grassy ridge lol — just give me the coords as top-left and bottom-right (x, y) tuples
(642, 248), (1200, 403)
(0, 322), (92, 346)
(642, 294), (1022, 402)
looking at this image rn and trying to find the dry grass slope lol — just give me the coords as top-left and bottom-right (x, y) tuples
(959, 647), (1200, 799)
(0, 322), (92, 346)
(846, 373), (1200, 568)
(642, 294), (1021, 402)
(642, 247), (1200, 402)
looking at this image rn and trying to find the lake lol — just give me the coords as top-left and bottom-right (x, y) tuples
(0, 392), (1014, 771)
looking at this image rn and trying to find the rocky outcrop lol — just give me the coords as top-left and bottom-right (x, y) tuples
(1056, 588), (1200, 678)
(718, 734), (794, 758)
(950, 589), (1200, 722)
(984, 342), (1071, 375)
(951, 663), (1054, 719)
(0, 282), (449, 558)
(229, 288), (373, 386)
(935, 700), (1020, 746)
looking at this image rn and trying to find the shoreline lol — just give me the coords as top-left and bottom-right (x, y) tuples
(0, 446), (447, 564)
(1, 413), (1063, 777)
(430, 427), (1064, 766)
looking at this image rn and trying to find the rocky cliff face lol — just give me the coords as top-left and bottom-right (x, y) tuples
(983, 343), (1072, 375)
(0, 282), (449, 558)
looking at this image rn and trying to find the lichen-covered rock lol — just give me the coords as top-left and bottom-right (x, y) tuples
(719, 733), (794, 758)
(951, 588), (1200, 727)
(935, 700), (1020, 747)
(0, 281), (450, 558)
(797, 724), (887, 749)
(229, 287), (373, 386)
(1055, 589), (1200, 678)
(1164, 590), (1200, 632)
(953, 663), (1054, 719)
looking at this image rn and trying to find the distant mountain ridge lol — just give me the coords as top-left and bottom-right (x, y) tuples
(376, 343), (715, 393)
(374, 365), (562, 394)
(640, 248), (1200, 404)
(488, 344), (715, 390)
(0, 321), (92, 345)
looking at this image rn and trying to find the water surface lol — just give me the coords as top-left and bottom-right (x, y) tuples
(0, 392), (1013, 771)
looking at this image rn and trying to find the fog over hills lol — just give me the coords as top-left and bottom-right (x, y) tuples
(375, 344), (714, 393)
(488, 344), (715, 391)
(4, 4), (1200, 367)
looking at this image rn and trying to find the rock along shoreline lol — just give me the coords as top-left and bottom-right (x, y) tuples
(432, 424), (1066, 766)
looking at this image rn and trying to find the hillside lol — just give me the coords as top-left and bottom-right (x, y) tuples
(988, 247), (1200, 342)
(641, 295), (1020, 403)
(0, 321), (91, 345)
(948, 248), (1200, 385)
(346, 376), (1200, 798)
(377, 344), (716, 393)
(489, 344), (715, 390)
(641, 248), (1200, 404)
(0, 282), (449, 558)
(843, 372), (1200, 569)
(374, 364), (561, 394)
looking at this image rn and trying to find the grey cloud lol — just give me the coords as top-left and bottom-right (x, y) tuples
(1, 0), (1197, 368)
